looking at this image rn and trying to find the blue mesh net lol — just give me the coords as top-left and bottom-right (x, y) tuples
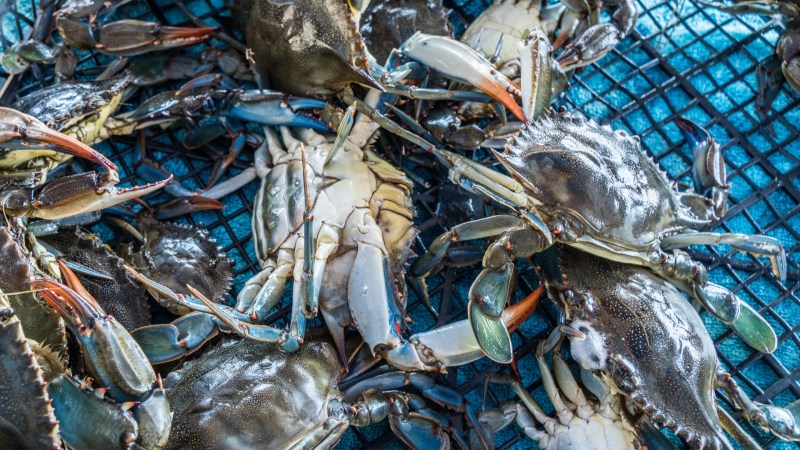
(1, 0), (798, 448)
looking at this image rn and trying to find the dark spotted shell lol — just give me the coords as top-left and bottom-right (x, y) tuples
(361, 0), (452, 63)
(13, 76), (129, 131)
(39, 228), (151, 330)
(0, 296), (59, 449)
(0, 227), (66, 351)
(501, 112), (704, 247)
(164, 339), (344, 450)
(126, 216), (234, 305)
(551, 246), (731, 450)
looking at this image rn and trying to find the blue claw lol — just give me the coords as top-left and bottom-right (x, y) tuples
(675, 117), (728, 194)
(227, 91), (332, 132)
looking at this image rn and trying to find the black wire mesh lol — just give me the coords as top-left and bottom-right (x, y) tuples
(1, 0), (799, 449)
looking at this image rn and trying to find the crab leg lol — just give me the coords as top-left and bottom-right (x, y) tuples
(717, 370), (800, 442)
(556, 0), (638, 69)
(370, 285), (542, 372)
(670, 276), (777, 354)
(662, 231), (786, 281)
(124, 265), (300, 359)
(17, 172), (171, 221)
(520, 29), (558, 122)
(675, 117), (730, 219)
(65, 19), (217, 56)
(398, 32), (525, 122)
(34, 263), (155, 401)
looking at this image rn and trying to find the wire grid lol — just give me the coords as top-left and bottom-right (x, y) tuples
(1, 0), (799, 448)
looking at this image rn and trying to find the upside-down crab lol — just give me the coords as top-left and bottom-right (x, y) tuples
(466, 0), (637, 68)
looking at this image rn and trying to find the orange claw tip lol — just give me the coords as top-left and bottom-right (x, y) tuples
(501, 285), (544, 333)
(55, 259), (94, 302)
(5, 114), (119, 172)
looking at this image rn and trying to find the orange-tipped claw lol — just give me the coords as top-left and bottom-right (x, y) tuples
(33, 277), (102, 331)
(399, 33), (526, 122)
(97, 20), (217, 56)
(502, 285), (544, 333)
(0, 107), (117, 171)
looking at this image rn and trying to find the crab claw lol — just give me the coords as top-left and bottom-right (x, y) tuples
(557, 23), (621, 70)
(96, 20), (217, 56)
(7, 172), (172, 221)
(226, 90), (333, 132)
(0, 107), (117, 171)
(399, 33), (525, 122)
(675, 118), (729, 196)
(33, 264), (156, 402)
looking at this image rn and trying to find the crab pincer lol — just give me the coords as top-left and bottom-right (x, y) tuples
(0, 107), (117, 171)
(33, 260), (171, 450)
(398, 33), (526, 122)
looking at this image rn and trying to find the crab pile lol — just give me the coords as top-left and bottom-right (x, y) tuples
(0, 0), (797, 449)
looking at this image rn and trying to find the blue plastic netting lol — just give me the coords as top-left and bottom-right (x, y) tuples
(0, 0), (798, 449)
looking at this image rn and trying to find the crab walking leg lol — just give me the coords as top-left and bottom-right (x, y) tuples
(236, 253), (293, 321)
(717, 370), (800, 442)
(661, 232), (786, 282)
(520, 28), (557, 122)
(716, 407), (762, 450)
(125, 266), (300, 356)
(410, 215), (528, 277)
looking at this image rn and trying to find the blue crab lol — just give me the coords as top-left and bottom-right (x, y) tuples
(477, 351), (644, 450)
(407, 110), (786, 362)
(31, 260), (172, 450)
(163, 337), (472, 449)
(461, 0), (638, 74)
(532, 245), (800, 449)
(0, 0), (216, 75)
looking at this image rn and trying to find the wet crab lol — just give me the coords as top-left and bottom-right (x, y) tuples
(407, 111), (786, 363)
(461, 0), (638, 74)
(701, 1), (800, 97)
(1, 0), (216, 75)
(533, 245), (800, 449)
(116, 215), (233, 308)
(237, 0), (383, 96)
(164, 337), (471, 449)
(477, 349), (647, 450)
(31, 260), (173, 450)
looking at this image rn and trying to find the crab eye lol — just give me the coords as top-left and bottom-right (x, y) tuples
(202, 97), (215, 113)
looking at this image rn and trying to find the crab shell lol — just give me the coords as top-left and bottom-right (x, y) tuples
(39, 228), (152, 331)
(0, 225), (65, 353)
(460, 0), (561, 71)
(121, 216), (233, 309)
(360, 0), (453, 64)
(499, 111), (711, 257)
(0, 293), (59, 449)
(13, 75), (129, 146)
(240, 0), (378, 96)
(164, 339), (347, 449)
(548, 246), (731, 450)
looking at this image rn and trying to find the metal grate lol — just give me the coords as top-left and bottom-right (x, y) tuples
(1, 0), (799, 448)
